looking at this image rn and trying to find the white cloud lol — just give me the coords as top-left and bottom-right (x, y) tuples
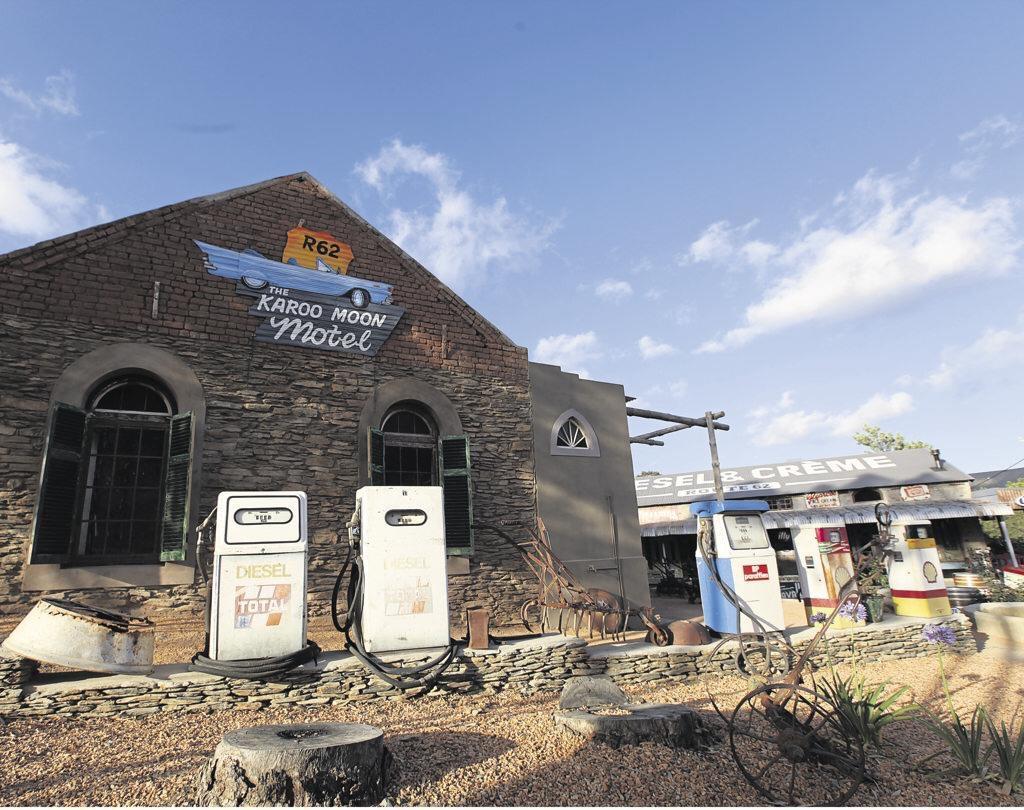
(0, 139), (91, 240)
(354, 139), (557, 288)
(951, 115), (1022, 179)
(644, 288), (664, 301)
(533, 331), (601, 376)
(638, 335), (676, 359)
(908, 316), (1024, 389)
(0, 70), (79, 116)
(678, 219), (760, 265)
(594, 278), (633, 299)
(748, 390), (914, 447)
(696, 170), (1021, 352)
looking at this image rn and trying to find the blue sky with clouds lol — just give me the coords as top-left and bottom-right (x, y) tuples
(2, 2), (1023, 476)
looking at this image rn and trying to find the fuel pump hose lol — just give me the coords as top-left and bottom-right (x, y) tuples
(331, 542), (460, 692)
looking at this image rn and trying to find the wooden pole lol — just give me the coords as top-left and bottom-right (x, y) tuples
(705, 410), (725, 504)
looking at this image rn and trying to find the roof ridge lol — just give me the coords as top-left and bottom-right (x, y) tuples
(0, 172), (310, 270)
(0, 170), (523, 352)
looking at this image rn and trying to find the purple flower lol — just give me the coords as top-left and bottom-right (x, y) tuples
(922, 623), (957, 646)
(810, 612), (828, 625)
(838, 602), (868, 622)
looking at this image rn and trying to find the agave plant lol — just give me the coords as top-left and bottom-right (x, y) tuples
(818, 671), (918, 748)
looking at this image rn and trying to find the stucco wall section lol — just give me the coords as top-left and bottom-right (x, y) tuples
(529, 362), (649, 608)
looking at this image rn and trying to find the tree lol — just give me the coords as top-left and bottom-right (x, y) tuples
(852, 424), (932, 453)
(1005, 477), (1024, 488)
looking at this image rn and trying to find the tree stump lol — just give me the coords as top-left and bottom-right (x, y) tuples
(195, 723), (388, 807)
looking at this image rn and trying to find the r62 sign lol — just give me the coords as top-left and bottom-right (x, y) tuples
(282, 226), (355, 274)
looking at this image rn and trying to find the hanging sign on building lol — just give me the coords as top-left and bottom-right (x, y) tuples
(281, 227), (355, 274)
(900, 484), (931, 501)
(805, 490), (841, 509)
(195, 239), (405, 357)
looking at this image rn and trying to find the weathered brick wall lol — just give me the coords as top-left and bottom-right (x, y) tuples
(0, 174), (537, 624)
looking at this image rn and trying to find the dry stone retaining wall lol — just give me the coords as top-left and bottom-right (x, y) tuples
(0, 616), (975, 721)
(602, 614), (973, 687)
(1, 637), (598, 721)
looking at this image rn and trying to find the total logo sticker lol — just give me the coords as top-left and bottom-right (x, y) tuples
(743, 564), (770, 581)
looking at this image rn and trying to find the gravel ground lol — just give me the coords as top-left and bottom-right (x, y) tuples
(2, 647), (1021, 806)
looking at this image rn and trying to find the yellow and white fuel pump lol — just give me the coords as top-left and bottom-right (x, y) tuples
(792, 525), (860, 624)
(887, 520), (952, 618)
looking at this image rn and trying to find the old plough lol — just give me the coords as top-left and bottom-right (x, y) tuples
(475, 519), (670, 645)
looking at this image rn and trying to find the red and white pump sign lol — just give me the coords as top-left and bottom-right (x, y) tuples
(743, 563), (770, 581)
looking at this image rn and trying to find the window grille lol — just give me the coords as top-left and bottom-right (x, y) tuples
(556, 417), (589, 449)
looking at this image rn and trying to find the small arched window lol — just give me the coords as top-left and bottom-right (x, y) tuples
(556, 417), (589, 449)
(379, 404), (437, 486)
(550, 409), (600, 457)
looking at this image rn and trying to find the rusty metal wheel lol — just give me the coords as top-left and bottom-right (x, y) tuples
(728, 683), (865, 806)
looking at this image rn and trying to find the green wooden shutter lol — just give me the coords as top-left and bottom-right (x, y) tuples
(439, 435), (473, 554)
(369, 428), (386, 485)
(31, 403), (87, 561)
(160, 411), (194, 562)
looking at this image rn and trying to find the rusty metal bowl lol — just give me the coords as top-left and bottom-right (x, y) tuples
(1, 598), (154, 674)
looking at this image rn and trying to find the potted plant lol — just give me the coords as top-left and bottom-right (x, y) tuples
(857, 556), (889, 623)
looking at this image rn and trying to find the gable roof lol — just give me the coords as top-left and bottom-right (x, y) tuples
(0, 171), (519, 350)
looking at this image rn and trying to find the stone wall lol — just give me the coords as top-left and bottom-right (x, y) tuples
(1, 636), (596, 721)
(0, 616), (975, 722)
(600, 614), (973, 686)
(0, 173), (537, 625)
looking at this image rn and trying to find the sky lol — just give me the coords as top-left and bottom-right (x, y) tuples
(2, 2), (1024, 477)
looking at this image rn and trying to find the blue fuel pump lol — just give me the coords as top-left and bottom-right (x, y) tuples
(693, 499), (786, 635)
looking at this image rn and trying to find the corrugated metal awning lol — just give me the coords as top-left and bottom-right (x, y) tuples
(638, 498), (1012, 537)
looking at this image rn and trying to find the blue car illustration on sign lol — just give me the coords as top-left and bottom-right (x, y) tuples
(194, 240), (394, 309)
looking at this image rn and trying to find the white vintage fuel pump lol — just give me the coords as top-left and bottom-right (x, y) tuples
(793, 525), (860, 623)
(887, 520), (952, 618)
(694, 499), (786, 635)
(190, 491), (319, 679)
(208, 491), (309, 660)
(332, 486), (458, 689)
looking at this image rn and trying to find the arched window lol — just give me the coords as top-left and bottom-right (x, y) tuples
(550, 409), (600, 457)
(379, 404), (437, 486)
(852, 488), (882, 503)
(76, 378), (176, 562)
(32, 373), (196, 566)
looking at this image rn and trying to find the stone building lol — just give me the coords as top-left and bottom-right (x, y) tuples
(0, 172), (649, 627)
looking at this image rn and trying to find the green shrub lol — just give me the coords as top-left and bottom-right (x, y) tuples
(818, 671), (917, 748)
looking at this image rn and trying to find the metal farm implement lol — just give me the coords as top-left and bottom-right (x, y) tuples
(714, 513), (898, 807)
(475, 519), (670, 646)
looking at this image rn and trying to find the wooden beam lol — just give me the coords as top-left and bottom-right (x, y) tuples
(629, 423), (691, 443)
(626, 407), (729, 431)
